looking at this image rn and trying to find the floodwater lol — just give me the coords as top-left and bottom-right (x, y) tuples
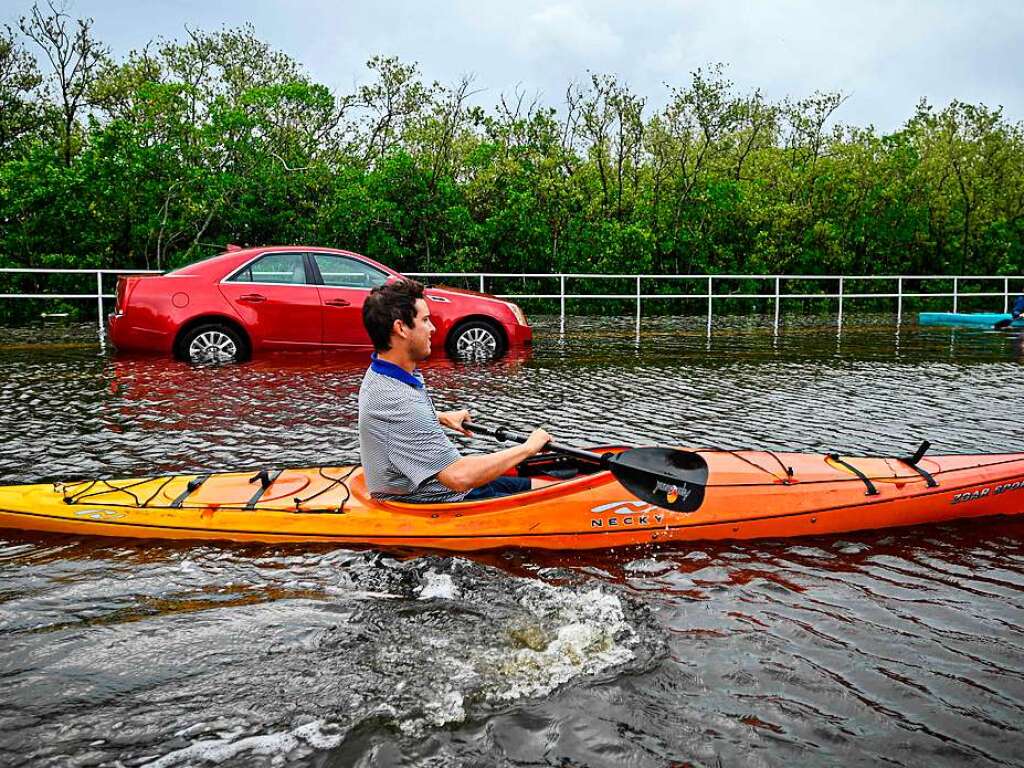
(1, 315), (1023, 767)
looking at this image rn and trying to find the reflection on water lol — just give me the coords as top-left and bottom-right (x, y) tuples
(0, 315), (1023, 767)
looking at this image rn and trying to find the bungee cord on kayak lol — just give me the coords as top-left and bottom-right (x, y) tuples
(55, 465), (361, 513)
(143, 477), (178, 507)
(292, 466), (360, 513)
(694, 446), (796, 485)
(58, 476), (161, 507)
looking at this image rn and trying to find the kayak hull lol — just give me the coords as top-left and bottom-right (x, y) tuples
(918, 311), (1024, 328)
(1, 450), (1022, 550)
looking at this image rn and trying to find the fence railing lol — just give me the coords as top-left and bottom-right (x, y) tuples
(1, 268), (1021, 343)
(407, 272), (1023, 339)
(0, 268), (159, 342)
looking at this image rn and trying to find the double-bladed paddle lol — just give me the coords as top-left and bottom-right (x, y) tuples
(462, 422), (708, 512)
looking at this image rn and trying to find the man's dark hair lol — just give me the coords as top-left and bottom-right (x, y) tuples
(362, 279), (426, 351)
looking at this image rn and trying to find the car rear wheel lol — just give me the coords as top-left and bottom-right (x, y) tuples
(447, 320), (506, 361)
(178, 323), (247, 365)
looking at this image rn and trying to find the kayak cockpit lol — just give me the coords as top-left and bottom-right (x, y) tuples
(353, 447), (625, 514)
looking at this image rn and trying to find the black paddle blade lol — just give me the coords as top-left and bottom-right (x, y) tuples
(994, 318), (1013, 330)
(608, 448), (709, 512)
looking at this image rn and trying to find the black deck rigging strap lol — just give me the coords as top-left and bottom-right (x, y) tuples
(246, 469), (282, 510)
(827, 453), (880, 496)
(170, 474), (210, 508)
(897, 440), (938, 488)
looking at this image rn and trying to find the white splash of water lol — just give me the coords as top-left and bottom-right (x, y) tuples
(398, 690), (467, 735)
(483, 584), (637, 702)
(143, 719), (347, 767)
(416, 569), (459, 600)
(144, 575), (639, 761)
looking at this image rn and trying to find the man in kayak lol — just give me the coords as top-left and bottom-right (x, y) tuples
(358, 279), (551, 503)
(1013, 294), (1024, 320)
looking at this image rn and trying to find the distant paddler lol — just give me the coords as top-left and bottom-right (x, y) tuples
(994, 293), (1024, 329)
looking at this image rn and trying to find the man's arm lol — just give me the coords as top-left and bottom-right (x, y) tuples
(437, 429), (550, 492)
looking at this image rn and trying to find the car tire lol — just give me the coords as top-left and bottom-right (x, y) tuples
(447, 320), (506, 361)
(176, 323), (248, 365)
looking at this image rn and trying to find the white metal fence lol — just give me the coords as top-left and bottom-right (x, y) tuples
(407, 272), (1023, 339)
(0, 268), (158, 341)
(2, 268), (1022, 342)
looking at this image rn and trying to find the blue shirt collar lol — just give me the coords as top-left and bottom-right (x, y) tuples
(370, 353), (424, 389)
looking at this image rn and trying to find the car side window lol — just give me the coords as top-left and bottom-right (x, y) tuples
(313, 254), (388, 289)
(229, 253), (308, 285)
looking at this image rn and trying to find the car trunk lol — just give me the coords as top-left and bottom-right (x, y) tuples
(114, 275), (150, 314)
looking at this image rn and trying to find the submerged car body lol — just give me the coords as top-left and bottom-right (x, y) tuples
(108, 246), (532, 363)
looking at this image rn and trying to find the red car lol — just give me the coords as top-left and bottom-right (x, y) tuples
(108, 246), (532, 363)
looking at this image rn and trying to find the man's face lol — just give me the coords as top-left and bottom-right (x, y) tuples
(400, 298), (434, 361)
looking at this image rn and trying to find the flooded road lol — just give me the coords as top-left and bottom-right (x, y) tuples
(1, 316), (1023, 767)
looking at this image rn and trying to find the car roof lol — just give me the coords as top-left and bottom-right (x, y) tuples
(167, 246), (402, 278)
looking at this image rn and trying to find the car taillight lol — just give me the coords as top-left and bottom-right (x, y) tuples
(115, 277), (127, 314)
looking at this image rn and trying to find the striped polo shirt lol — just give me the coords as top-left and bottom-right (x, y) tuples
(358, 355), (468, 503)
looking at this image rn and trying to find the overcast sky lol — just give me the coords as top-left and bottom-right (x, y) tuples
(6, 0), (1023, 132)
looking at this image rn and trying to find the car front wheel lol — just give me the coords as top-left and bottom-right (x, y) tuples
(447, 320), (506, 361)
(177, 323), (247, 365)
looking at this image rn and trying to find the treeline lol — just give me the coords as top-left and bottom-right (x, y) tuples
(2, 2), (1023, 290)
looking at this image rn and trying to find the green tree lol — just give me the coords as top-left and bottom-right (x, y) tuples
(0, 25), (45, 155)
(19, 0), (108, 165)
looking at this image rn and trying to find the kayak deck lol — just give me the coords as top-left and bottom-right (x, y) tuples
(1, 448), (1023, 550)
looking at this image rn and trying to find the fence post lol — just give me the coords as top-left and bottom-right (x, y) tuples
(897, 277), (903, 325)
(559, 274), (566, 335)
(479, 274), (485, 293)
(706, 276), (713, 335)
(96, 272), (105, 342)
(1005, 277), (1010, 313)
(773, 276), (780, 334)
(635, 275), (641, 342)
(953, 277), (958, 313)
(838, 276), (844, 330)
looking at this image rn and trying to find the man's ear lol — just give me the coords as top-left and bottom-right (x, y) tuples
(392, 318), (407, 340)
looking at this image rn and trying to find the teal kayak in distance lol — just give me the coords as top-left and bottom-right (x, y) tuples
(918, 312), (1024, 328)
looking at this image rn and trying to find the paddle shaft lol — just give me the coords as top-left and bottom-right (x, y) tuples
(463, 422), (608, 466)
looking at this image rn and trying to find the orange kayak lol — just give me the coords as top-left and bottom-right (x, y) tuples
(1, 446), (1022, 550)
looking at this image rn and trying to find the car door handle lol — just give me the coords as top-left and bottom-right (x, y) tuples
(325, 298), (351, 307)
(238, 293), (266, 303)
